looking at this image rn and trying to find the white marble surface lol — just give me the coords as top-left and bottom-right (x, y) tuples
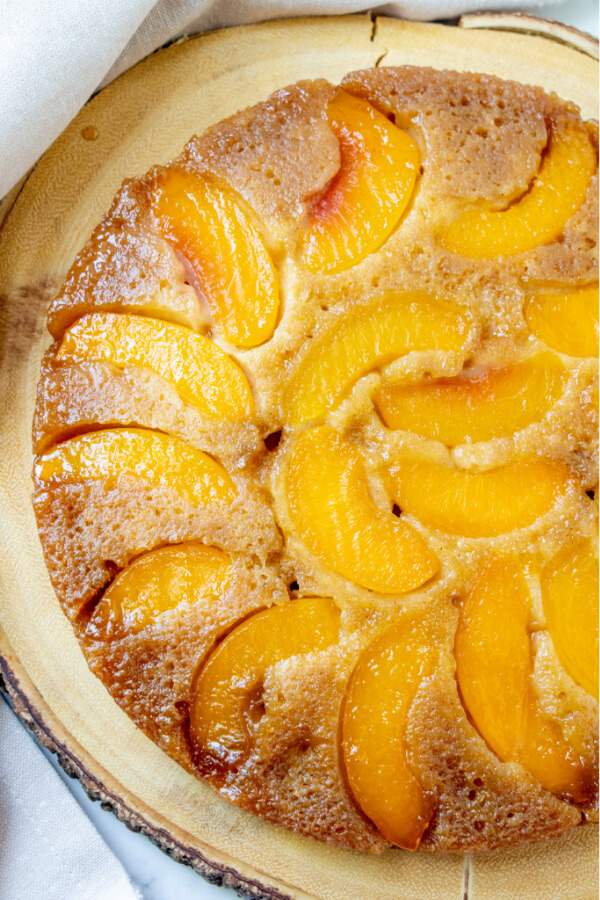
(32, 2), (600, 897)
(41, 744), (237, 900)
(534, 0), (598, 35)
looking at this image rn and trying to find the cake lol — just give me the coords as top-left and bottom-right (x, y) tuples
(31, 66), (598, 854)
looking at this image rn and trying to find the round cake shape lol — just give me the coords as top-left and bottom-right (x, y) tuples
(30, 58), (599, 854)
(0, 15), (596, 900)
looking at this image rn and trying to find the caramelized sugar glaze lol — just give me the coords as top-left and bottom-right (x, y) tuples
(32, 68), (599, 853)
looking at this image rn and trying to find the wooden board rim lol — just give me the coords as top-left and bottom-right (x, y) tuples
(459, 12), (599, 60)
(0, 14), (597, 900)
(0, 640), (296, 900)
(0, 11), (598, 228)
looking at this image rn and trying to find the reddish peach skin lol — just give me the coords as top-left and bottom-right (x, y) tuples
(150, 168), (279, 347)
(301, 90), (421, 274)
(375, 352), (568, 446)
(310, 124), (360, 224)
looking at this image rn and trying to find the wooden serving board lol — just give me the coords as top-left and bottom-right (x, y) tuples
(0, 14), (597, 900)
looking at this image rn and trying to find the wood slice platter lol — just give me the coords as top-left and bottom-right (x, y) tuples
(0, 14), (597, 899)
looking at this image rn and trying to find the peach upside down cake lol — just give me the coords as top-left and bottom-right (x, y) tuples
(32, 66), (598, 853)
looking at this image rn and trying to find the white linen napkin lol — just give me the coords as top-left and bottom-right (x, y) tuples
(0, 0), (563, 200)
(0, 695), (138, 899)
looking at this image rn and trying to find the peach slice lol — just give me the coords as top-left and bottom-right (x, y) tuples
(150, 168), (279, 347)
(524, 283), (599, 358)
(284, 292), (474, 425)
(286, 427), (439, 593)
(56, 313), (254, 420)
(46, 209), (203, 341)
(190, 596), (340, 767)
(444, 117), (596, 258)
(541, 539), (599, 700)
(100, 543), (232, 634)
(456, 557), (591, 799)
(301, 90), (420, 274)
(342, 619), (436, 849)
(375, 352), (568, 445)
(389, 457), (570, 538)
(34, 428), (236, 506)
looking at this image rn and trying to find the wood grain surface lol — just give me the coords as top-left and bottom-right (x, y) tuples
(0, 14), (597, 899)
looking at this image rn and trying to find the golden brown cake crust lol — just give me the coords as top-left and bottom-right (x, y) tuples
(32, 66), (599, 853)
(46, 183), (203, 340)
(182, 80), (340, 225)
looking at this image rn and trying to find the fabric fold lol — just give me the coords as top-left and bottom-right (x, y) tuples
(0, 0), (563, 198)
(0, 696), (138, 900)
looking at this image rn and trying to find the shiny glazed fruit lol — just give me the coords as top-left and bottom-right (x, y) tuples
(456, 557), (591, 800)
(286, 427), (439, 593)
(189, 597), (340, 767)
(29, 67), (600, 855)
(151, 168), (279, 347)
(57, 313), (254, 419)
(389, 457), (571, 537)
(375, 352), (568, 445)
(541, 538), (599, 700)
(524, 283), (599, 358)
(301, 90), (420, 274)
(35, 428), (236, 506)
(284, 291), (474, 425)
(98, 543), (232, 634)
(342, 618), (435, 849)
(444, 117), (596, 258)
(45, 218), (203, 340)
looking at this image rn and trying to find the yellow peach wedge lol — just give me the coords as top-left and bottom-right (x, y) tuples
(541, 539), (599, 700)
(34, 428), (236, 506)
(56, 313), (254, 420)
(524, 283), (599, 358)
(100, 543), (232, 634)
(190, 597), (340, 768)
(375, 352), (568, 445)
(46, 216), (203, 340)
(286, 427), (439, 593)
(150, 168), (279, 347)
(342, 619), (436, 849)
(444, 117), (596, 258)
(301, 90), (420, 274)
(389, 457), (571, 538)
(284, 291), (474, 425)
(456, 557), (591, 800)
